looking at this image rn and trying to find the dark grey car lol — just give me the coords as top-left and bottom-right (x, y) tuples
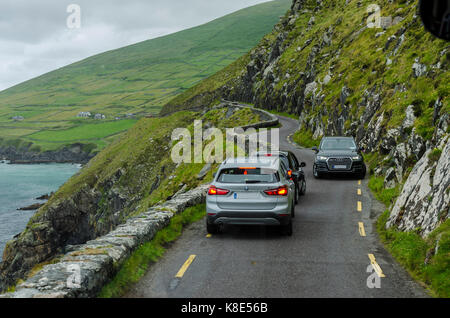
(312, 136), (367, 179)
(255, 151), (307, 204)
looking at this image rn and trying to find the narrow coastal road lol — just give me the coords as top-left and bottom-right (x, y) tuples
(125, 115), (428, 298)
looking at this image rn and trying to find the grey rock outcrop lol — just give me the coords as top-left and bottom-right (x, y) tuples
(197, 164), (212, 180)
(387, 137), (449, 237)
(412, 58), (427, 77)
(384, 167), (397, 189)
(403, 105), (416, 129)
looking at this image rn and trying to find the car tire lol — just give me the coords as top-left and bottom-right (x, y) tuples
(291, 202), (295, 218)
(206, 221), (220, 234)
(358, 167), (366, 180)
(361, 165), (367, 179)
(294, 186), (299, 205)
(281, 220), (293, 236)
(300, 180), (306, 195)
(313, 166), (322, 179)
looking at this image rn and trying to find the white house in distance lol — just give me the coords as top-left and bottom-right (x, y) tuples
(77, 111), (91, 118)
(76, 112), (107, 120)
(94, 113), (106, 120)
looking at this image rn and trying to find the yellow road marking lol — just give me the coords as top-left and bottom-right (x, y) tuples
(206, 234), (212, 238)
(368, 254), (386, 278)
(358, 180), (361, 185)
(357, 188), (362, 196)
(358, 222), (366, 237)
(357, 201), (362, 212)
(175, 255), (196, 278)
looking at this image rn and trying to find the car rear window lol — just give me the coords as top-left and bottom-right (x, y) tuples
(217, 168), (279, 184)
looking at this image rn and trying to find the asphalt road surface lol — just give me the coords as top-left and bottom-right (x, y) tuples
(125, 115), (428, 298)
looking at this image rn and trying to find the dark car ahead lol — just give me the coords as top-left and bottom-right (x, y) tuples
(256, 150), (307, 205)
(312, 137), (366, 179)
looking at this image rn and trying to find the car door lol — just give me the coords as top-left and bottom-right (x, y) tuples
(280, 161), (295, 208)
(287, 152), (302, 187)
(294, 153), (305, 177)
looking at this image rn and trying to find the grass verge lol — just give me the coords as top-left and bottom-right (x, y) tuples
(98, 203), (206, 298)
(292, 128), (320, 148)
(368, 164), (450, 298)
(368, 176), (400, 207)
(376, 213), (450, 298)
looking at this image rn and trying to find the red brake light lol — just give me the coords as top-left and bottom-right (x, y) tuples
(264, 186), (288, 196)
(208, 186), (229, 196)
(287, 170), (292, 177)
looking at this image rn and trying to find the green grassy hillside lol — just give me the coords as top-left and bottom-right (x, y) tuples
(0, 0), (291, 152)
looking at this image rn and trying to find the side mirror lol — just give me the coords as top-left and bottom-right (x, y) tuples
(300, 162), (306, 168)
(419, 0), (450, 41)
(312, 147), (319, 153)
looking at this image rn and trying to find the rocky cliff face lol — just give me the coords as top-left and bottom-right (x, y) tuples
(162, 0), (449, 236)
(0, 143), (95, 164)
(387, 136), (449, 236)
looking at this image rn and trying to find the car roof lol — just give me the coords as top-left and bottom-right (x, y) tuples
(221, 157), (281, 169)
(254, 150), (290, 157)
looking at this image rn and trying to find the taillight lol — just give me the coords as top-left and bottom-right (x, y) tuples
(264, 186), (288, 196)
(208, 185), (230, 196)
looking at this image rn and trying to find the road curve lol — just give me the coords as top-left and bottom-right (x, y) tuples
(124, 115), (428, 298)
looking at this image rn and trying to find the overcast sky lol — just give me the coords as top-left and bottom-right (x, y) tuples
(0, 0), (273, 91)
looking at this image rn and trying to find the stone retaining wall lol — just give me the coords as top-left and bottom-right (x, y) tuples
(219, 100), (280, 130)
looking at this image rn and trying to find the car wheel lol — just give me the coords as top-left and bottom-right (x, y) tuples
(300, 180), (306, 195)
(294, 186), (299, 205)
(206, 221), (220, 234)
(281, 220), (293, 236)
(291, 202), (296, 218)
(358, 167), (366, 180)
(313, 166), (321, 179)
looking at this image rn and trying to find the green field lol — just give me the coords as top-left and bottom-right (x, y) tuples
(0, 0), (291, 152)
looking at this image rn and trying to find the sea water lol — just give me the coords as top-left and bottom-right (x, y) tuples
(0, 162), (80, 261)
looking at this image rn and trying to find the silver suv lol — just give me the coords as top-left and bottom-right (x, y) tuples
(206, 157), (295, 236)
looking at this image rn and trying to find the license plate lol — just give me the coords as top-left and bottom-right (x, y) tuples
(234, 192), (257, 199)
(333, 165), (347, 169)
